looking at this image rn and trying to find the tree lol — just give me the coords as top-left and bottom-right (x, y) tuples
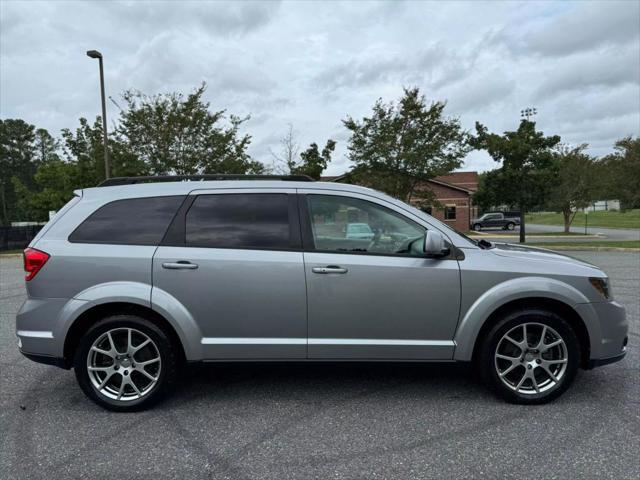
(343, 87), (471, 204)
(117, 83), (263, 175)
(472, 119), (560, 242)
(0, 119), (41, 224)
(270, 124), (335, 179)
(34, 128), (60, 163)
(546, 145), (597, 233)
(269, 124), (300, 174)
(293, 140), (336, 180)
(62, 116), (148, 184)
(597, 137), (640, 209)
(472, 171), (501, 212)
(13, 159), (78, 221)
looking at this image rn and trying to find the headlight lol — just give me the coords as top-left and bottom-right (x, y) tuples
(589, 277), (611, 300)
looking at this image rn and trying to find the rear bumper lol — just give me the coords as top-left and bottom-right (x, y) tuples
(20, 351), (68, 369)
(16, 297), (68, 358)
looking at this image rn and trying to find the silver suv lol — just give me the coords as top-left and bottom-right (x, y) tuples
(16, 175), (628, 411)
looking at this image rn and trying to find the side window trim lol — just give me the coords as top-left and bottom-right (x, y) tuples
(160, 195), (196, 247)
(163, 191), (302, 251)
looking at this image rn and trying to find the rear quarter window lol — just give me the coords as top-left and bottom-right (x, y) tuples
(69, 196), (184, 245)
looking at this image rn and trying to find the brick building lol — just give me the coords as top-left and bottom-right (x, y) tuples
(322, 171), (478, 233)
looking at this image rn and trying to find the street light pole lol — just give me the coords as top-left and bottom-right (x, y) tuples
(86, 50), (110, 179)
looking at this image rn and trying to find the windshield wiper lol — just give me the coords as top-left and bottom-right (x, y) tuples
(478, 239), (493, 249)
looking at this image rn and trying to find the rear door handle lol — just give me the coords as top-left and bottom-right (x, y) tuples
(312, 266), (348, 274)
(162, 261), (198, 270)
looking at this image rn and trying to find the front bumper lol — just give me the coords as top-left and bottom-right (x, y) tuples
(575, 300), (628, 367)
(588, 350), (627, 369)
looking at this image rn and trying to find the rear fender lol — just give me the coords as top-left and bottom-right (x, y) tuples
(59, 282), (202, 360)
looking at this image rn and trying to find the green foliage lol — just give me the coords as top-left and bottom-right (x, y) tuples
(34, 128), (60, 163)
(472, 119), (560, 241)
(343, 87), (471, 202)
(292, 140), (336, 180)
(0, 119), (40, 224)
(117, 83), (262, 175)
(596, 137), (640, 209)
(545, 144), (598, 232)
(526, 209), (640, 229)
(472, 171), (501, 211)
(269, 124), (335, 179)
(12, 159), (78, 221)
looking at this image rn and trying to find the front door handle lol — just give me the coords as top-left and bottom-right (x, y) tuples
(162, 261), (198, 270)
(312, 266), (348, 274)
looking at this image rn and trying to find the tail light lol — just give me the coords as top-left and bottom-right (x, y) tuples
(23, 248), (50, 281)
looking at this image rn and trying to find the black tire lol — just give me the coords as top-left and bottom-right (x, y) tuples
(74, 315), (178, 412)
(473, 224), (482, 231)
(479, 308), (580, 404)
(506, 222), (515, 231)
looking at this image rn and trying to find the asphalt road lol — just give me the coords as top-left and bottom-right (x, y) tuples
(1, 252), (639, 479)
(478, 224), (640, 242)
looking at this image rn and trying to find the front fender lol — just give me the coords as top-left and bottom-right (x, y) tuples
(453, 276), (599, 361)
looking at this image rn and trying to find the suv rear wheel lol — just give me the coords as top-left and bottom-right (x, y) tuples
(479, 309), (580, 404)
(74, 315), (177, 411)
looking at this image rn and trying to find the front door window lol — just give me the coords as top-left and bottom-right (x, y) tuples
(307, 195), (425, 256)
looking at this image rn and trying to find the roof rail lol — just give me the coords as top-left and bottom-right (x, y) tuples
(98, 174), (314, 187)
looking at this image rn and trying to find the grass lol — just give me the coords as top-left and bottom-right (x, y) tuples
(467, 231), (591, 237)
(525, 231), (589, 236)
(0, 249), (23, 255)
(526, 240), (640, 249)
(526, 209), (640, 229)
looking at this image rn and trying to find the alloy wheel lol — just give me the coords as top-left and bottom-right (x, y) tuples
(87, 328), (161, 401)
(494, 322), (568, 395)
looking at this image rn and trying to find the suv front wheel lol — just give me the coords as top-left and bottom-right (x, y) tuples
(74, 315), (178, 411)
(479, 309), (580, 404)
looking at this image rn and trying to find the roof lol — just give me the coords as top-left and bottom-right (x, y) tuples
(321, 173), (474, 195)
(82, 179), (382, 201)
(424, 178), (472, 194)
(433, 172), (478, 191)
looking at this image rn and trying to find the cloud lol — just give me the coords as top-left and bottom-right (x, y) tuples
(496, 1), (639, 58)
(533, 47), (640, 99)
(1, 0), (638, 176)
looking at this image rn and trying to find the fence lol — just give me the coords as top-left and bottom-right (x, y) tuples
(0, 225), (43, 251)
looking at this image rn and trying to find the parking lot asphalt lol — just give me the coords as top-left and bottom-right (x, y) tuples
(1, 252), (639, 480)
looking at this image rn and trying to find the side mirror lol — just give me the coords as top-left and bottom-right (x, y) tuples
(423, 230), (450, 257)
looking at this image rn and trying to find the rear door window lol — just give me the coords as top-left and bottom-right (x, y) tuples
(185, 193), (294, 249)
(69, 196), (184, 245)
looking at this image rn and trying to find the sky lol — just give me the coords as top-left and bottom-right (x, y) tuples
(1, 0), (639, 175)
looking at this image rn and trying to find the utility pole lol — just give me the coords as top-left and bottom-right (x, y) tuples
(518, 107), (537, 243)
(86, 50), (110, 179)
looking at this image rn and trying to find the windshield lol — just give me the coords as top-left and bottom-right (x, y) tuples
(399, 201), (480, 247)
